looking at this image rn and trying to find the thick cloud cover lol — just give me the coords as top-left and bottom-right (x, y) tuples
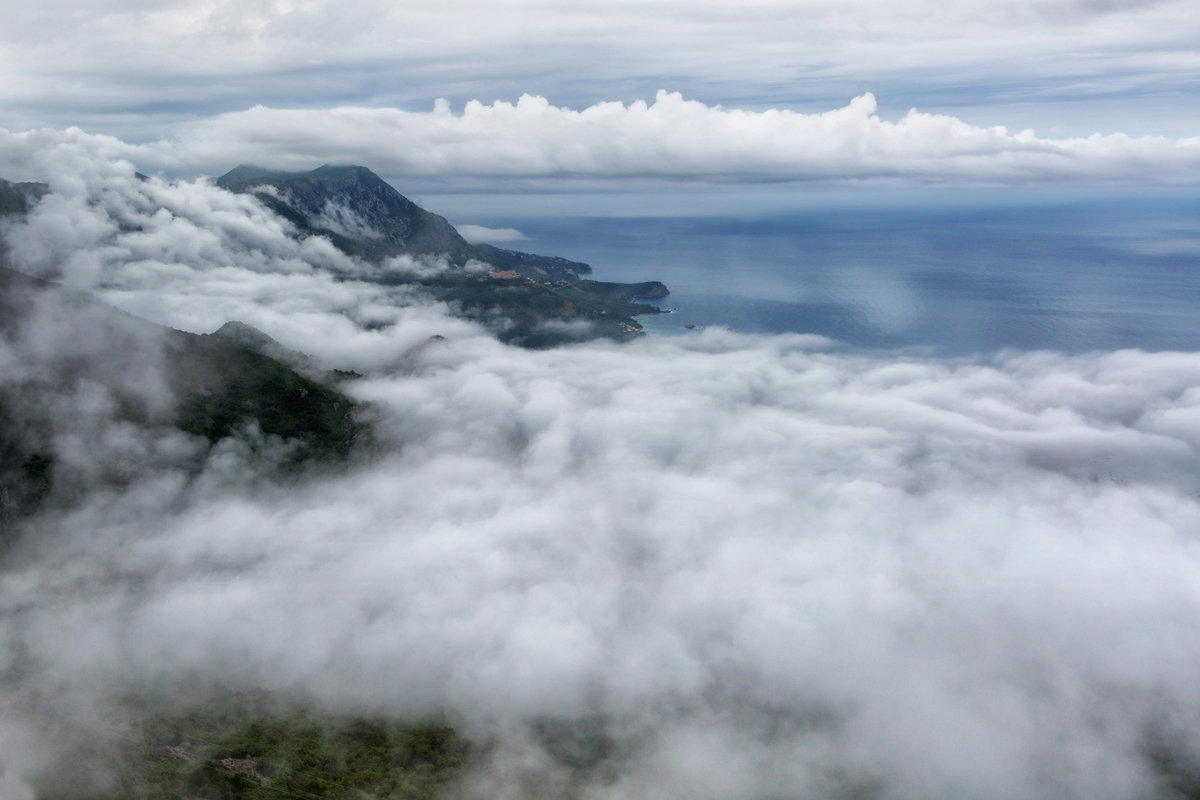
(1, 0), (1197, 140)
(1, 97), (1198, 192)
(5, 148), (1200, 800)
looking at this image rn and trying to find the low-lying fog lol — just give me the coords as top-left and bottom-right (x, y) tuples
(3, 151), (1200, 800)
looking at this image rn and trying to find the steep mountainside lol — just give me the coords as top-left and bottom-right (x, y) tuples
(215, 165), (669, 344)
(217, 164), (481, 265)
(217, 164), (597, 280)
(0, 179), (26, 216)
(1, 164), (667, 352)
(0, 178), (48, 216)
(0, 266), (361, 530)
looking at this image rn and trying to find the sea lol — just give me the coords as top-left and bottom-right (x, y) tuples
(452, 190), (1200, 355)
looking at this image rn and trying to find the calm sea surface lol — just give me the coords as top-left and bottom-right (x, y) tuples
(465, 194), (1200, 355)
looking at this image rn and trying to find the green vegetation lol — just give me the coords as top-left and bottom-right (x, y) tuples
(169, 333), (363, 465)
(0, 413), (53, 529)
(419, 273), (662, 347)
(552, 281), (664, 320)
(82, 694), (468, 800)
(573, 280), (668, 302)
(37, 694), (633, 800)
(0, 266), (365, 533)
(471, 244), (590, 280)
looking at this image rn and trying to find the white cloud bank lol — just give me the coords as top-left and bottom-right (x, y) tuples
(3, 144), (1200, 799)
(455, 224), (526, 244)
(2, 92), (1197, 189)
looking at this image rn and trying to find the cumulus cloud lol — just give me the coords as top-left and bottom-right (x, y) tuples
(3, 94), (1198, 190)
(4, 147), (1200, 798)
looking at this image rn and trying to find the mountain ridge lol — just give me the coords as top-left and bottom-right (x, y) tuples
(214, 163), (667, 344)
(1, 164), (668, 348)
(0, 264), (362, 531)
(216, 163), (600, 281)
(217, 164), (482, 266)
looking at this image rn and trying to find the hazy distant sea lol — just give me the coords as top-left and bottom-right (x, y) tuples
(471, 193), (1200, 354)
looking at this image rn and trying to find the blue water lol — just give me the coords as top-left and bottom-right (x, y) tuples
(466, 195), (1200, 354)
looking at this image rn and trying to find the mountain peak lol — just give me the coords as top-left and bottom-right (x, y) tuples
(216, 164), (295, 190)
(214, 165), (593, 281)
(216, 164), (476, 263)
(217, 164), (388, 193)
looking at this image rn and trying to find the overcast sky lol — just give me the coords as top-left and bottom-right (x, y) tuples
(0, 0), (1196, 194)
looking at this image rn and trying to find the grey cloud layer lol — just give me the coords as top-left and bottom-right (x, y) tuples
(0, 0), (1196, 140)
(4, 148), (1200, 799)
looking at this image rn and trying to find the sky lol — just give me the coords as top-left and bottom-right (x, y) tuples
(3, 4), (1200, 800)
(0, 0), (1197, 202)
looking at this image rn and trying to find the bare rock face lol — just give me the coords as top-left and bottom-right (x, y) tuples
(216, 164), (595, 279)
(217, 164), (480, 264)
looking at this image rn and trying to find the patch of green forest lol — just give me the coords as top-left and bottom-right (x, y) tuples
(52, 693), (468, 800)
